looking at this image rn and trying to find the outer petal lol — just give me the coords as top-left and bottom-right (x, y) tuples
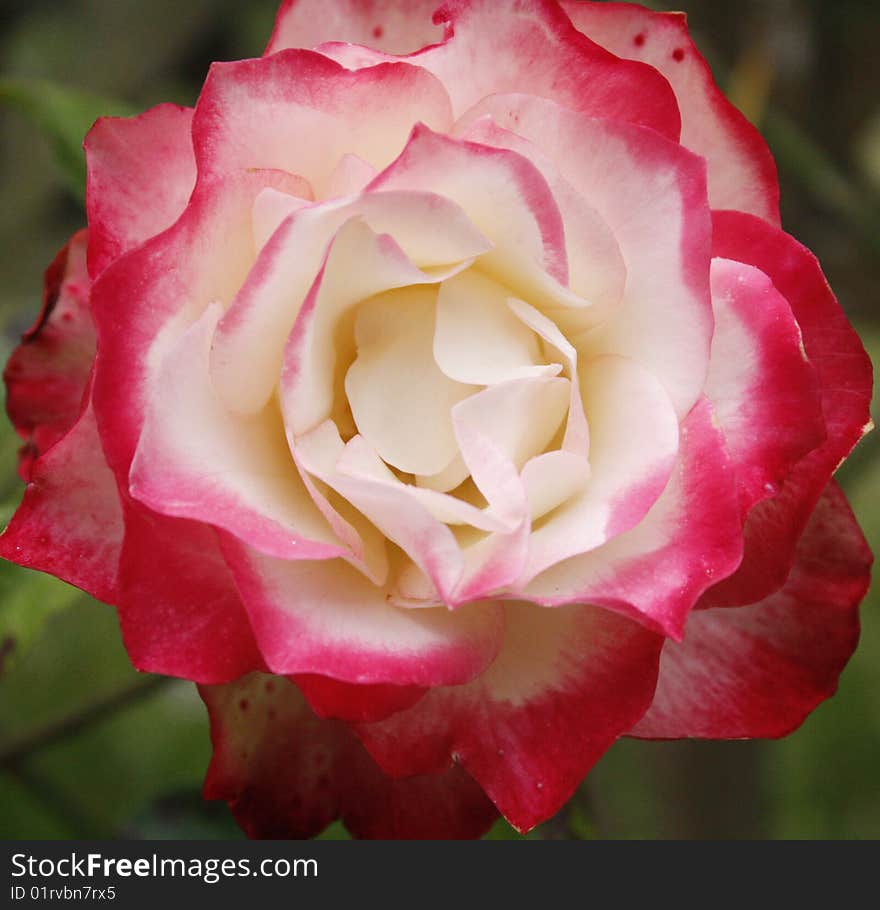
(701, 211), (873, 607)
(91, 169), (305, 485)
(0, 400), (122, 604)
(130, 304), (342, 561)
(218, 533), (505, 687)
(706, 257), (825, 515)
(355, 601), (661, 834)
(192, 49), (453, 195)
(633, 481), (871, 738)
(562, 0), (780, 224)
(266, 0), (444, 56)
(524, 398), (743, 639)
(4, 231), (93, 478)
(201, 674), (498, 839)
(293, 674), (425, 723)
(318, 0), (680, 138)
(116, 502), (264, 684)
(84, 104), (197, 277)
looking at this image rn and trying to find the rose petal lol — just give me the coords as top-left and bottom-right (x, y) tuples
(92, 169), (307, 484)
(706, 257), (825, 515)
(315, 0), (680, 138)
(279, 220), (482, 444)
(266, 0), (444, 56)
(130, 304), (342, 561)
(433, 270), (560, 385)
(524, 398), (743, 639)
(193, 49), (453, 194)
(201, 674), (497, 839)
(368, 124), (572, 305)
(218, 532), (504, 686)
(454, 95), (713, 417)
(292, 673), (426, 723)
(116, 503), (264, 684)
(701, 211), (873, 607)
(4, 231), (93, 478)
(85, 104), (197, 277)
(457, 114), (627, 318)
(346, 287), (473, 476)
(524, 355), (680, 581)
(294, 422), (465, 601)
(0, 399), (122, 604)
(213, 189), (488, 417)
(633, 481), (870, 738)
(562, 0), (780, 224)
(355, 601), (662, 834)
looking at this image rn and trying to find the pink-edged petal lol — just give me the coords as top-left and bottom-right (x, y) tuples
(524, 355), (680, 582)
(214, 189), (488, 416)
(447, 406), (532, 602)
(634, 481), (870, 738)
(524, 398), (743, 639)
(92, 168), (307, 484)
(466, 95), (712, 416)
(294, 422), (465, 601)
(701, 211), (872, 608)
(266, 0), (444, 56)
(193, 49), (453, 194)
(0, 399), (122, 604)
(319, 0), (680, 138)
(368, 124), (572, 306)
(457, 114), (627, 318)
(201, 674), (498, 839)
(355, 601), (662, 834)
(84, 104), (197, 277)
(116, 502), (264, 684)
(562, 0), (780, 224)
(290, 439), (390, 586)
(337, 431), (517, 537)
(4, 231), (94, 479)
(293, 673), (426, 723)
(707, 257), (825, 515)
(129, 304), (342, 561)
(218, 532), (504, 686)
(346, 288), (473, 476)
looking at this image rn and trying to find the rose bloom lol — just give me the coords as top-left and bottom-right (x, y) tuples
(1, 0), (873, 838)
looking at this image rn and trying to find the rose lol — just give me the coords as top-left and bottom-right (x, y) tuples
(1, 0), (872, 839)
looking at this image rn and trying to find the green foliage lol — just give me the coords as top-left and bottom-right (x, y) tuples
(0, 78), (134, 199)
(0, 559), (83, 677)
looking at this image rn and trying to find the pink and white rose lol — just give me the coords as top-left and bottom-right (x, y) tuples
(1, 0), (872, 838)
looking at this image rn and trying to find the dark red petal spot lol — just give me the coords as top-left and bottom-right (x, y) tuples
(672, 47), (685, 62)
(634, 33), (646, 47)
(238, 698), (249, 711)
(372, 25), (384, 39)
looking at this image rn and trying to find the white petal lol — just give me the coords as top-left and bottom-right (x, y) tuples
(345, 287), (476, 476)
(433, 270), (561, 384)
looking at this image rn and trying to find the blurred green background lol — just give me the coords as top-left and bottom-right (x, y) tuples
(0, 0), (878, 840)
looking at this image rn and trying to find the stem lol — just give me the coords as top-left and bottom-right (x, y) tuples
(0, 674), (175, 768)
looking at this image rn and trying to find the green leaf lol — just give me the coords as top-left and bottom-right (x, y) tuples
(0, 78), (135, 200)
(0, 558), (83, 676)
